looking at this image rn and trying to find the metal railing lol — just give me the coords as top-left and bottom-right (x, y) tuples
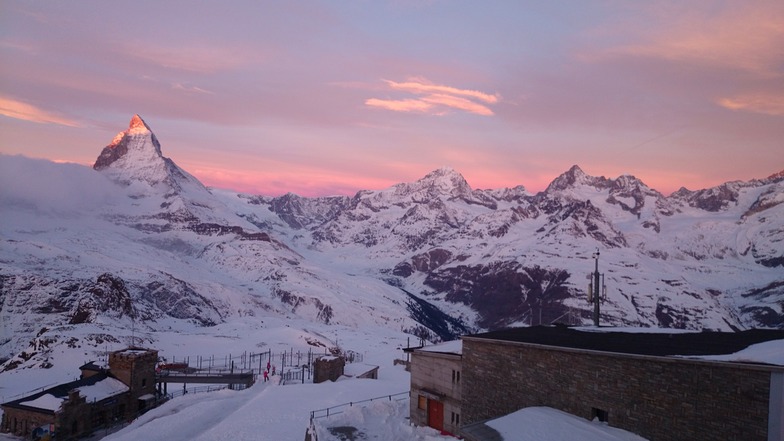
(165, 384), (230, 399)
(309, 391), (409, 422)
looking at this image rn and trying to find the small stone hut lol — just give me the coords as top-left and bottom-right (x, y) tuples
(312, 356), (346, 383)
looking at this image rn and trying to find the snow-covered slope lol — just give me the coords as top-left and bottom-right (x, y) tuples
(1, 115), (783, 372)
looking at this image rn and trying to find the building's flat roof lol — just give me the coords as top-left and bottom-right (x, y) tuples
(464, 326), (784, 363)
(343, 363), (379, 377)
(417, 339), (463, 356)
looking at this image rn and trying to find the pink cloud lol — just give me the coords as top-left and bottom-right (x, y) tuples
(365, 98), (434, 113)
(184, 160), (397, 197)
(586, 2), (784, 78)
(366, 77), (499, 116)
(717, 94), (784, 116)
(385, 79), (499, 104)
(421, 93), (494, 116)
(0, 96), (81, 127)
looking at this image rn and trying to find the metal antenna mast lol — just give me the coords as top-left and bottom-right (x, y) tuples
(589, 250), (604, 327)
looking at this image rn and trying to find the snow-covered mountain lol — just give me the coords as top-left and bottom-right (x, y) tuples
(1, 115), (782, 370)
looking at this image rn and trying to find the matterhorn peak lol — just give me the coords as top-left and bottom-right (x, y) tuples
(128, 114), (151, 132)
(90, 114), (208, 196)
(94, 114), (162, 171)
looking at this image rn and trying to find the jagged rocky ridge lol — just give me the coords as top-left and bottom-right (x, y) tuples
(1, 115), (783, 365)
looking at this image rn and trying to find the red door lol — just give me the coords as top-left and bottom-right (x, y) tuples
(427, 399), (444, 431)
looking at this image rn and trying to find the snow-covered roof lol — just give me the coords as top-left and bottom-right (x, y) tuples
(3, 371), (130, 412)
(468, 406), (649, 441)
(76, 377), (129, 402)
(417, 339), (462, 355)
(19, 394), (64, 412)
(344, 363), (379, 377)
(116, 348), (153, 355)
(691, 339), (784, 366)
(465, 326), (784, 366)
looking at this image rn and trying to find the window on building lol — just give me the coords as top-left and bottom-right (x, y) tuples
(418, 395), (427, 410)
(451, 411), (460, 425)
(142, 378), (147, 387)
(451, 369), (460, 384)
(592, 407), (608, 423)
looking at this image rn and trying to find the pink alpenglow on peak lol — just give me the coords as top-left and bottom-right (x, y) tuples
(93, 115), (162, 171)
(90, 115), (212, 200)
(128, 114), (152, 133)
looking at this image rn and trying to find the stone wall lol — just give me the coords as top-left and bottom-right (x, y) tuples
(1, 407), (55, 437)
(313, 356), (345, 383)
(409, 350), (462, 435)
(462, 337), (776, 441)
(64, 390), (130, 438)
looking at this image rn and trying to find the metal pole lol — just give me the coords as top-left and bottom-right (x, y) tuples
(593, 251), (600, 327)
(538, 299), (542, 326)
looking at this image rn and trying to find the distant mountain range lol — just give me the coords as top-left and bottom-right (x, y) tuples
(1, 115), (782, 369)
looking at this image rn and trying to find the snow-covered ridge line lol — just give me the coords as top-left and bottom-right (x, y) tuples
(0, 115), (782, 371)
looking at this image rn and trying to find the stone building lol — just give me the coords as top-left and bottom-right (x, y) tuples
(409, 326), (784, 441)
(1, 347), (159, 440)
(312, 356), (346, 383)
(108, 347), (159, 412)
(462, 326), (784, 441)
(406, 340), (462, 436)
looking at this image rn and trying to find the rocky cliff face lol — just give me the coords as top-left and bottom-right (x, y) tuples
(1, 116), (783, 363)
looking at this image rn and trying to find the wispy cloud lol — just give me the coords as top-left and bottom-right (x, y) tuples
(365, 98), (435, 113)
(717, 94), (784, 116)
(0, 39), (38, 53)
(386, 79), (499, 104)
(122, 43), (260, 74)
(0, 96), (81, 127)
(172, 82), (215, 95)
(365, 78), (499, 116)
(586, 3), (784, 78)
(421, 93), (495, 116)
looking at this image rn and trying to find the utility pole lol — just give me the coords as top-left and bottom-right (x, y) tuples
(589, 250), (604, 327)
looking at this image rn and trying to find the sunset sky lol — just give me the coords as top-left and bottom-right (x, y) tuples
(1, 1), (782, 197)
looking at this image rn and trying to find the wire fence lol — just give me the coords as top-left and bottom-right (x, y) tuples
(156, 347), (365, 387)
(159, 347), (364, 375)
(280, 367), (306, 384)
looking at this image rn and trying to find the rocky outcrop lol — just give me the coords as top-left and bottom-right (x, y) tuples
(70, 273), (134, 324)
(423, 263), (573, 329)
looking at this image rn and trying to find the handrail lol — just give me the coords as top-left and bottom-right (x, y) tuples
(309, 391), (409, 422)
(157, 371), (253, 377)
